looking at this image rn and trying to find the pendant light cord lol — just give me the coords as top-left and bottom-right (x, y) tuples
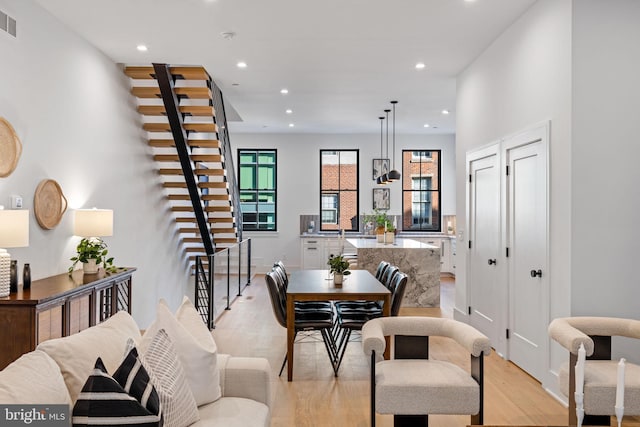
(391, 101), (397, 169)
(384, 109), (390, 160)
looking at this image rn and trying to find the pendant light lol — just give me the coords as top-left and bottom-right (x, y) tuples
(377, 109), (391, 185)
(387, 100), (401, 182)
(375, 115), (386, 185)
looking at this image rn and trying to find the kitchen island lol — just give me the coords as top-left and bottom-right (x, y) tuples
(347, 238), (440, 307)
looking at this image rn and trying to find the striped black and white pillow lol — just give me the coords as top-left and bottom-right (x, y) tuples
(72, 357), (162, 427)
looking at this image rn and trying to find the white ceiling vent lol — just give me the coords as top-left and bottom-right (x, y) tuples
(0, 9), (17, 37)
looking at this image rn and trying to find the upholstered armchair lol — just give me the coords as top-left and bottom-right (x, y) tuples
(548, 317), (640, 426)
(362, 317), (491, 427)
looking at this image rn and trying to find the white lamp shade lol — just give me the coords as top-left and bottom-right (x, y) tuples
(74, 209), (113, 237)
(0, 209), (29, 248)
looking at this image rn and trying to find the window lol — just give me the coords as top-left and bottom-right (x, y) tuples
(320, 150), (359, 231)
(238, 149), (276, 231)
(402, 150), (441, 231)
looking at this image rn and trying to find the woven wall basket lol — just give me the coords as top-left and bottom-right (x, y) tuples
(34, 179), (68, 229)
(0, 117), (22, 177)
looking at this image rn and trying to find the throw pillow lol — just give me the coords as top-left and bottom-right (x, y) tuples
(142, 329), (199, 427)
(139, 298), (221, 406)
(112, 347), (162, 417)
(37, 311), (142, 403)
(72, 357), (162, 427)
(0, 350), (71, 405)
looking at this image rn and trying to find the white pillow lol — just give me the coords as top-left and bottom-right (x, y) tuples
(140, 297), (221, 406)
(0, 350), (71, 405)
(37, 311), (142, 403)
(142, 329), (200, 427)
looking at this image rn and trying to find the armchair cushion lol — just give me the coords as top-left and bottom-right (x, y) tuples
(374, 359), (480, 415)
(558, 360), (640, 415)
(548, 317), (640, 356)
(217, 354), (272, 408)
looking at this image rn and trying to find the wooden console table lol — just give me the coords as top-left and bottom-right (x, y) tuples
(0, 267), (135, 369)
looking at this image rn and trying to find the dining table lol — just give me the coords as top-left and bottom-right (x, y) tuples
(286, 269), (391, 381)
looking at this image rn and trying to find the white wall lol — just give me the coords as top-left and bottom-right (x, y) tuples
(455, 0), (572, 392)
(572, 1), (640, 357)
(230, 132), (456, 271)
(0, 0), (190, 328)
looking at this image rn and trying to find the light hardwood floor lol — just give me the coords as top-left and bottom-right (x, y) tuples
(211, 275), (567, 427)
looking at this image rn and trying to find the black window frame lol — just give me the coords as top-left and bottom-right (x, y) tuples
(319, 149), (360, 232)
(237, 149), (277, 231)
(401, 149), (441, 232)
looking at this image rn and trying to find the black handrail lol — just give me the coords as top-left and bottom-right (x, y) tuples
(153, 63), (214, 255)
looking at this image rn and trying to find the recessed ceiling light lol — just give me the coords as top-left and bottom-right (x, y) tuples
(236, 61), (247, 68)
(415, 62), (426, 70)
(288, 123), (295, 127)
(441, 109), (450, 115)
(423, 124), (430, 128)
(285, 109), (293, 114)
(220, 31), (236, 40)
(232, 83), (240, 86)
(280, 89), (289, 94)
(136, 45), (148, 52)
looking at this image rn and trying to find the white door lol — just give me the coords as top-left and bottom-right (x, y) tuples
(505, 125), (548, 382)
(467, 145), (504, 353)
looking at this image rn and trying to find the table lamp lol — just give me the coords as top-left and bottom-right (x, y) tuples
(74, 208), (113, 238)
(0, 207), (30, 297)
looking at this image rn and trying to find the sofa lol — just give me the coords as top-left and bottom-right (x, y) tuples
(0, 305), (272, 427)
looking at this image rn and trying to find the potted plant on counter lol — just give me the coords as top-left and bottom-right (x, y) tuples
(69, 237), (115, 274)
(328, 254), (351, 285)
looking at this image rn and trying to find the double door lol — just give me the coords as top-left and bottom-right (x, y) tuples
(466, 123), (549, 382)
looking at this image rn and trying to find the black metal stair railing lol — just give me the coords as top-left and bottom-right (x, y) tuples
(153, 62), (215, 255)
(208, 78), (243, 240)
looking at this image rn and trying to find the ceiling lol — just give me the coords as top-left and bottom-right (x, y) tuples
(36, 0), (537, 134)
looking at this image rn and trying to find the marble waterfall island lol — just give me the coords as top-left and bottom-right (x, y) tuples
(346, 238), (440, 307)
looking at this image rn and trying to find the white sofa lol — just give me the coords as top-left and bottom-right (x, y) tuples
(0, 311), (272, 427)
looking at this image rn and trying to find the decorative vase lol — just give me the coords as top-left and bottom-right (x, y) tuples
(23, 263), (31, 290)
(385, 232), (395, 244)
(333, 273), (344, 286)
(83, 258), (99, 274)
(10, 260), (18, 293)
(0, 249), (9, 297)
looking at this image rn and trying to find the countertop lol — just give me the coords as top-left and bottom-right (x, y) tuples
(346, 238), (438, 249)
(300, 232), (455, 239)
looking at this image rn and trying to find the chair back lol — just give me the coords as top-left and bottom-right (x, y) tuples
(274, 261), (288, 282)
(272, 264), (289, 290)
(381, 265), (399, 289)
(265, 271), (287, 328)
(374, 261), (390, 281)
(388, 272), (408, 316)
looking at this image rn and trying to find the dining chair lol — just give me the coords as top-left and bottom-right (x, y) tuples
(333, 272), (408, 374)
(548, 317), (640, 426)
(272, 261), (333, 313)
(264, 271), (338, 376)
(362, 316), (491, 427)
(333, 262), (395, 316)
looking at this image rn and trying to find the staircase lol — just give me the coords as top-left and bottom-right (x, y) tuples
(124, 64), (242, 265)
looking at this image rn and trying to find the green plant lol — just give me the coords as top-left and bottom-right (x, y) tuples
(68, 237), (116, 274)
(364, 209), (395, 232)
(327, 254), (351, 275)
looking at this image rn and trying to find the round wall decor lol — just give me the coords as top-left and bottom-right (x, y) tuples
(34, 179), (68, 229)
(0, 117), (23, 177)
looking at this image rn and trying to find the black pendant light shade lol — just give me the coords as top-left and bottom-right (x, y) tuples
(388, 100), (401, 182)
(378, 109), (391, 184)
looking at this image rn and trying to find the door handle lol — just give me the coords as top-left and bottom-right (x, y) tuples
(530, 269), (542, 278)
(488, 259), (497, 265)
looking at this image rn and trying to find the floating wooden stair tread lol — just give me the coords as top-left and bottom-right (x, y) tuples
(143, 123), (217, 133)
(167, 195), (190, 201)
(182, 237), (203, 243)
(159, 168), (224, 176)
(139, 106), (215, 117)
(149, 139), (220, 148)
(125, 66), (210, 81)
(162, 182), (187, 188)
(132, 87), (212, 99)
(202, 194), (230, 201)
(171, 205), (232, 212)
(198, 182), (228, 189)
(175, 217), (234, 224)
(179, 227), (236, 234)
(215, 238), (239, 244)
(154, 154), (222, 162)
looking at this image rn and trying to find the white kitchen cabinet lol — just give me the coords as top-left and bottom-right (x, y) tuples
(301, 239), (324, 269)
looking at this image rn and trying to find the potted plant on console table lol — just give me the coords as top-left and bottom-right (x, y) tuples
(328, 254), (351, 286)
(69, 237), (116, 274)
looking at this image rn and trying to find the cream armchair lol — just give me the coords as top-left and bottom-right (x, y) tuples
(362, 317), (491, 427)
(548, 317), (640, 426)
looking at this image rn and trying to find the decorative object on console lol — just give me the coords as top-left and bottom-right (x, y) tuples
(34, 179), (67, 229)
(9, 260), (17, 293)
(0, 207), (29, 297)
(22, 263), (30, 290)
(0, 117), (22, 178)
(71, 208), (115, 274)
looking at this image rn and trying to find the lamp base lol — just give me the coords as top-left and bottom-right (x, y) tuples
(0, 249), (10, 297)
